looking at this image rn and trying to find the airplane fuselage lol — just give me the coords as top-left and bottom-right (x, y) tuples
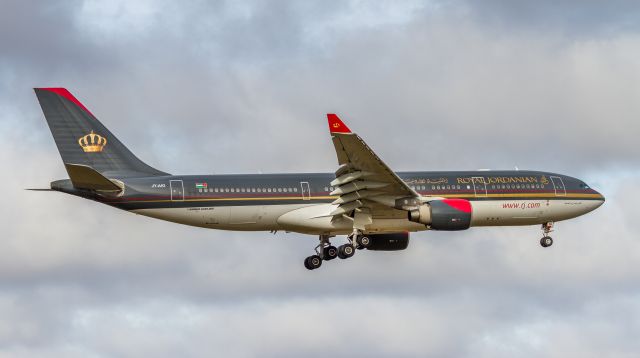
(51, 170), (604, 235)
(34, 88), (605, 269)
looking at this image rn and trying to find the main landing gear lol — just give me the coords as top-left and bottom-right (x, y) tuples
(540, 222), (554, 248)
(304, 231), (371, 270)
(304, 234), (337, 270)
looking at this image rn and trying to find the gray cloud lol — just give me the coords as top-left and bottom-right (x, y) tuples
(1, 0), (639, 356)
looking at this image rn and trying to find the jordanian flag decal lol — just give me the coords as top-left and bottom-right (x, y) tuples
(195, 183), (208, 189)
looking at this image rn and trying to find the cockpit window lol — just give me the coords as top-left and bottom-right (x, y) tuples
(579, 183), (590, 189)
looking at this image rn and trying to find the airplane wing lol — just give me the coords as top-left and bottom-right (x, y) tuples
(327, 114), (419, 231)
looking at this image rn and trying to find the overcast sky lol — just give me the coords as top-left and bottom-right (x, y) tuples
(1, 0), (639, 357)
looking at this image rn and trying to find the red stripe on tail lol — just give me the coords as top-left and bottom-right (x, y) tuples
(36, 88), (94, 117)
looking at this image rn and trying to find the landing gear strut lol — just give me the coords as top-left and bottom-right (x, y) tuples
(303, 231), (371, 269)
(540, 222), (554, 248)
(304, 235), (337, 270)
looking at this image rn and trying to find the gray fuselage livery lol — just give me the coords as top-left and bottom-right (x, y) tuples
(35, 88), (605, 270)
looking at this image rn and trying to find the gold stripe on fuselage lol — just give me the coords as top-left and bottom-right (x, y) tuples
(113, 192), (603, 204)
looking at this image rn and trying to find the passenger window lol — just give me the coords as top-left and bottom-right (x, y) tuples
(431, 185), (435, 190)
(294, 188), (298, 192)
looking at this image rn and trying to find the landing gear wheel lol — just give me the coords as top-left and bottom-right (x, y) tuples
(337, 244), (355, 259)
(356, 236), (371, 249)
(304, 255), (322, 270)
(540, 236), (553, 248)
(323, 246), (338, 260)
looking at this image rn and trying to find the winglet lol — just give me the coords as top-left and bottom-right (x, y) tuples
(327, 114), (352, 134)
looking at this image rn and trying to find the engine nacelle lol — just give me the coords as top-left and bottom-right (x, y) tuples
(408, 199), (472, 231)
(365, 232), (410, 251)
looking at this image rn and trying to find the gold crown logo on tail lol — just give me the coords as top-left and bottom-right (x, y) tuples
(78, 131), (107, 152)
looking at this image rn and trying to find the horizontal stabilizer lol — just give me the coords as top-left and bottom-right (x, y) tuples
(65, 163), (123, 192)
(25, 188), (55, 191)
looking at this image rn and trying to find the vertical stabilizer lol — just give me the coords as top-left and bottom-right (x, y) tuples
(35, 88), (167, 177)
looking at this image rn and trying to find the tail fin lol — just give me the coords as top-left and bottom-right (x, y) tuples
(34, 88), (167, 177)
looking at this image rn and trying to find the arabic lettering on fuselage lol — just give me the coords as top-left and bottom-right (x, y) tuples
(405, 178), (449, 185)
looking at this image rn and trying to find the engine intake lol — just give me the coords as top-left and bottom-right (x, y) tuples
(408, 199), (472, 231)
(365, 232), (409, 251)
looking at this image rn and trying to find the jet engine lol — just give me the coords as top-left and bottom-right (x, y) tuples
(365, 232), (410, 251)
(408, 199), (472, 230)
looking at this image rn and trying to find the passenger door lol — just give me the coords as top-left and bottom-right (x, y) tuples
(170, 180), (184, 201)
(472, 177), (487, 197)
(551, 176), (566, 196)
(300, 181), (311, 200)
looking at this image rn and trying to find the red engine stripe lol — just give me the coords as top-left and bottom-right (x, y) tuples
(443, 199), (472, 213)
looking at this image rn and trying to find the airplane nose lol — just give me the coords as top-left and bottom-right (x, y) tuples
(595, 190), (605, 207)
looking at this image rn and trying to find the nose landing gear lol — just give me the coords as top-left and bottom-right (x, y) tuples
(540, 222), (554, 248)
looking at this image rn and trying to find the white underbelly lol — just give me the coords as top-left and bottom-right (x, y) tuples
(471, 199), (602, 226)
(132, 204), (312, 231)
(132, 199), (603, 233)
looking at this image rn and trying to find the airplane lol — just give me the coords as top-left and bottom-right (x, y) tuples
(33, 88), (605, 270)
